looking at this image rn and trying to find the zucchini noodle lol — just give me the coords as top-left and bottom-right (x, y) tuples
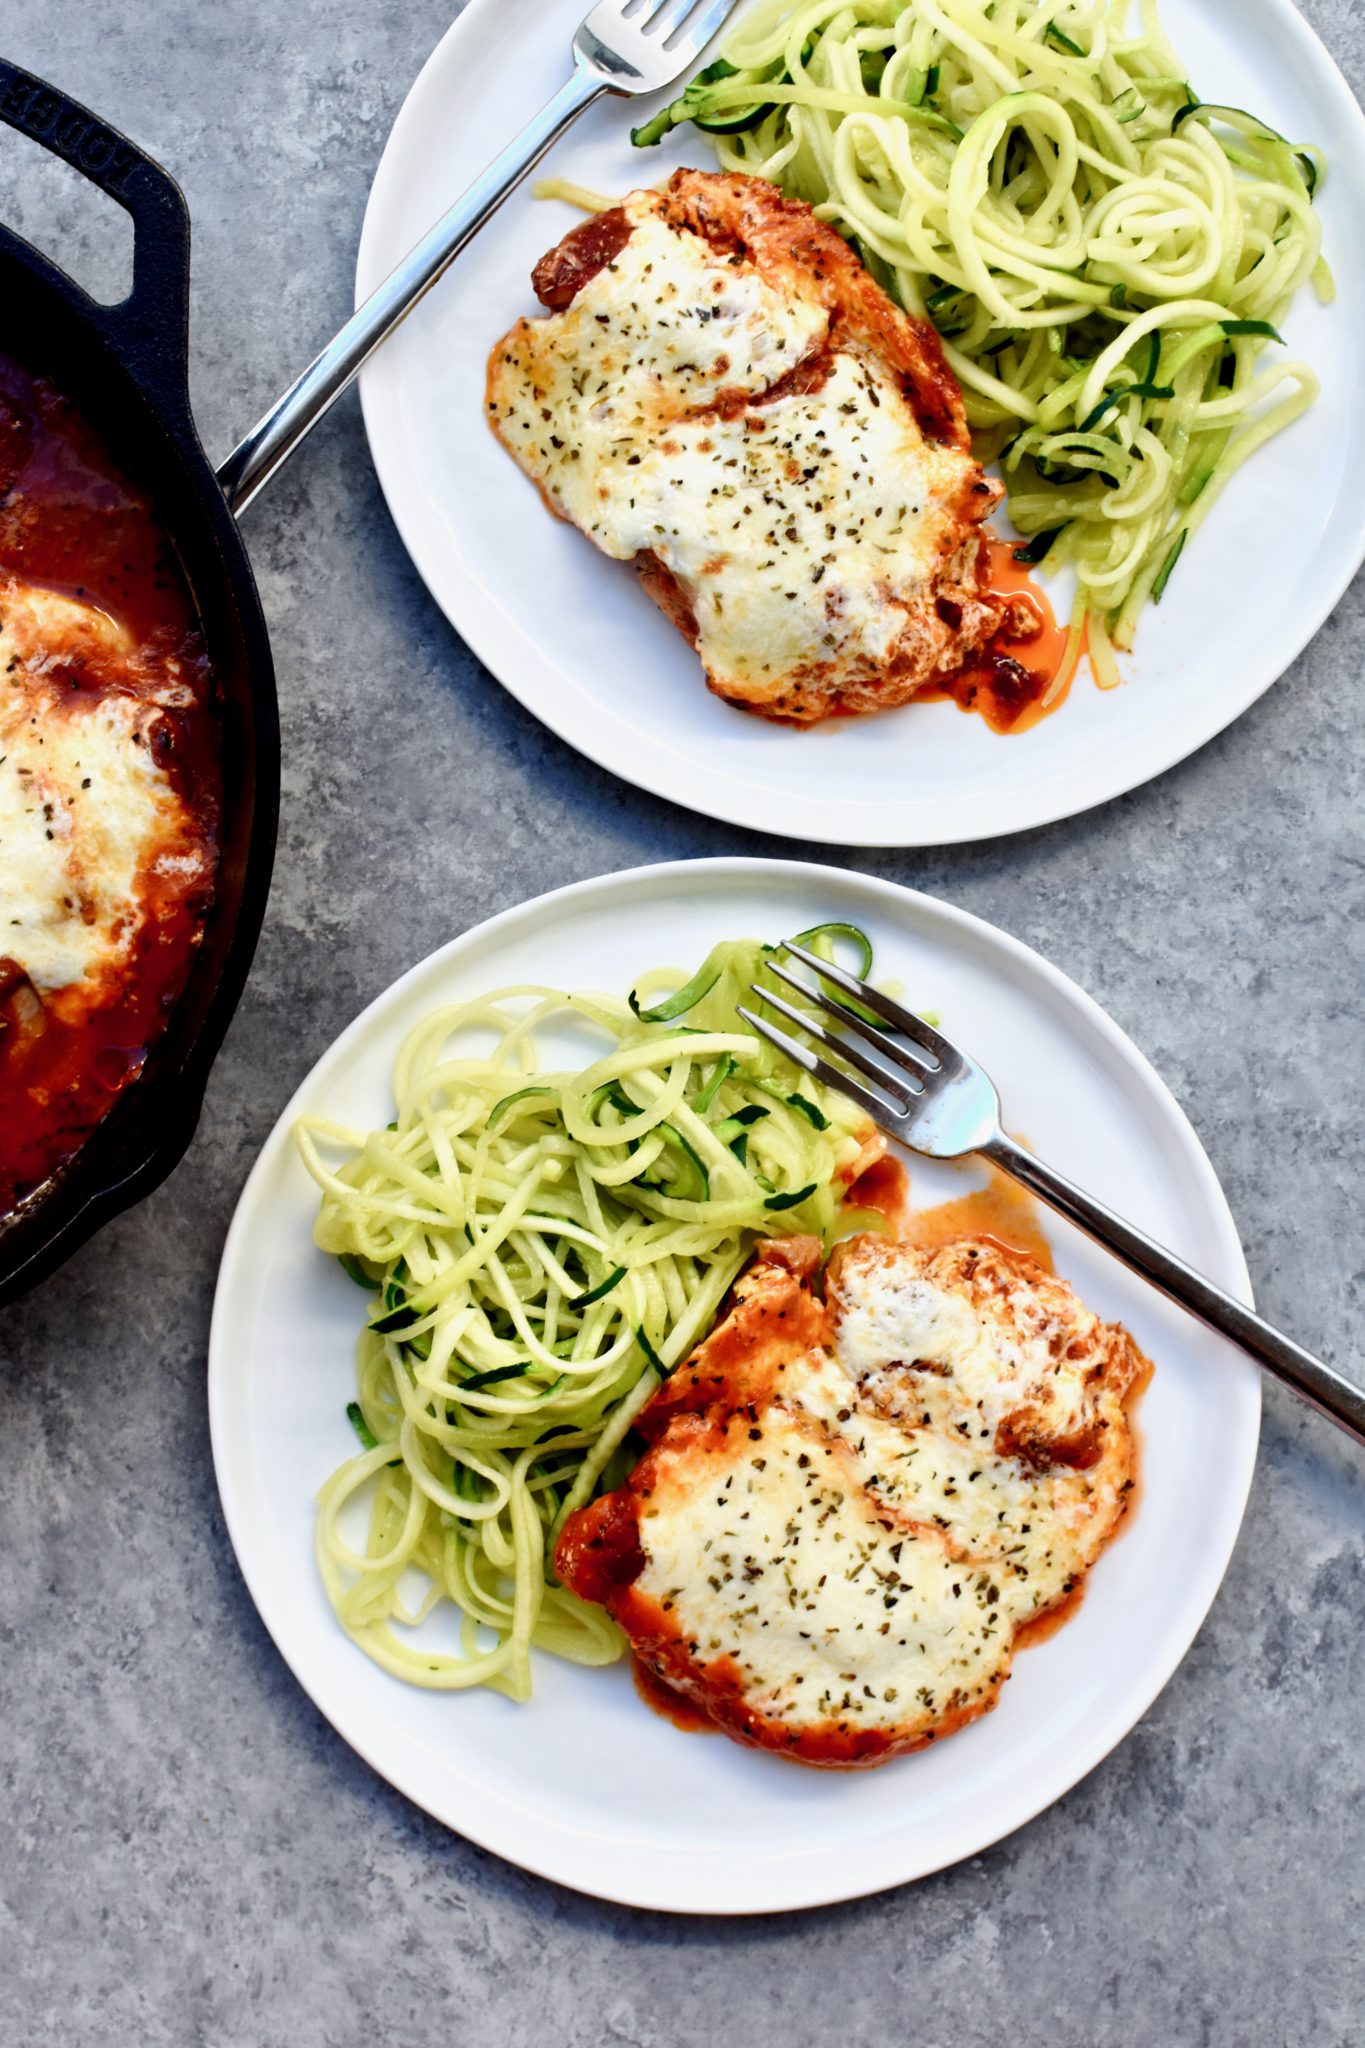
(637, 0), (1329, 653)
(295, 933), (882, 1700)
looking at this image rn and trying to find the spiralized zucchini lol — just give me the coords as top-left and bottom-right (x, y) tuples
(636, 0), (1330, 663)
(295, 934), (880, 1700)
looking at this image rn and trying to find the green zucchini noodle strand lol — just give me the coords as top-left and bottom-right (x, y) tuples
(295, 934), (881, 1701)
(639, 0), (1329, 654)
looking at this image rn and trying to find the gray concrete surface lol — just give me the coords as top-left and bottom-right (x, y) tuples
(1, 2), (1363, 2041)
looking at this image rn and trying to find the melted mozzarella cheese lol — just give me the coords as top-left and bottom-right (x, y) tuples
(0, 592), (205, 1010)
(489, 194), (976, 703)
(575, 355), (958, 690)
(791, 1348), (1111, 1620)
(636, 1376), (1016, 1737)
(512, 198), (828, 419)
(620, 1238), (1138, 1751)
(833, 1240), (1113, 1443)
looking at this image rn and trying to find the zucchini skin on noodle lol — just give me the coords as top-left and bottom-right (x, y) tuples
(641, 0), (1329, 669)
(295, 933), (883, 1700)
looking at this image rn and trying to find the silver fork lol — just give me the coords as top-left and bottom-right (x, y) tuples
(739, 939), (1365, 1448)
(216, 0), (740, 513)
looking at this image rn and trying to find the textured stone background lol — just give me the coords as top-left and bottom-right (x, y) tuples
(1, 2), (1363, 2042)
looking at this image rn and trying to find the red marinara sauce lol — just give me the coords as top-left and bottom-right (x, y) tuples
(631, 1655), (714, 1734)
(0, 352), (220, 1214)
(928, 538), (1078, 734)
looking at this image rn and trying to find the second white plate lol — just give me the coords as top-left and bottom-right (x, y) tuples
(356, 0), (1365, 847)
(209, 858), (1259, 1912)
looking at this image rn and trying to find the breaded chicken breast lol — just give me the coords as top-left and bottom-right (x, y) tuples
(486, 171), (1016, 724)
(556, 1232), (1145, 1768)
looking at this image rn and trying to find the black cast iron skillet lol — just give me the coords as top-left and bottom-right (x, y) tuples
(0, 65), (279, 1305)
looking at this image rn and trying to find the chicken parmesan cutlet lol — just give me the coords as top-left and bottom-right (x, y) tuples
(486, 170), (1026, 725)
(557, 1232), (1146, 1767)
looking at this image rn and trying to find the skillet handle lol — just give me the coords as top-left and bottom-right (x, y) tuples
(0, 63), (191, 416)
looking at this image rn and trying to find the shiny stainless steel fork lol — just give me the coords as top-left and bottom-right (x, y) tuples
(216, 0), (742, 514)
(740, 939), (1365, 1448)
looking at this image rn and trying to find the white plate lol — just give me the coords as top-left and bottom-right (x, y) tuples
(356, 0), (1365, 847)
(209, 858), (1259, 1912)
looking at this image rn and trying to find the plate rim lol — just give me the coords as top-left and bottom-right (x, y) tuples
(208, 854), (1261, 1913)
(355, 0), (1365, 849)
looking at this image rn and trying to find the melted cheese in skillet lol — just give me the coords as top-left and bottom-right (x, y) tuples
(0, 582), (208, 1015)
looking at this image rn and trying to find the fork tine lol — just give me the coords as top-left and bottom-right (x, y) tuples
(752, 985), (919, 1105)
(782, 939), (952, 1065)
(764, 958), (937, 1080)
(640, 0), (705, 32)
(737, 1007), (899, 1130)
(660, 0), (745, 51)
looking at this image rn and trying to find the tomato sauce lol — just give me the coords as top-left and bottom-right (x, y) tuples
(531, 206), (632, 311)
(846, 1154), (1055, 1270)
(928, 538), (1079, 735)
(632, 1655), (715, 1734)
(903, 1164), (1057, 1273)
(845, 1152), (909, 1227)
(0, 352), (220, 1214)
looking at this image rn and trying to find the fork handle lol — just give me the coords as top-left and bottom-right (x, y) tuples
(216, 64), (605, 515)
(983, 1131), (1365, 1447)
